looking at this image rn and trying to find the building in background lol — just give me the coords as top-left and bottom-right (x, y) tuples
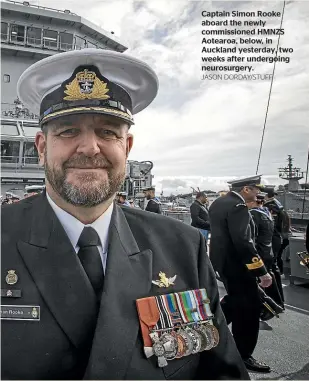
(1, 0), (153, 196)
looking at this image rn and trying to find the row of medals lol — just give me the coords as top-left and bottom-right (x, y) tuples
(148, 322), (219, 367)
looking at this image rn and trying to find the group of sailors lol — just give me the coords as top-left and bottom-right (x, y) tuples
(189, 175), (290, 372)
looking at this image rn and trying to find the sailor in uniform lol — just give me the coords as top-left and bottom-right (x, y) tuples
(248, 194), (284, 310)
(1, 49), (249, 380)
(117, 192), (131, 207)
(209, 175), (273, 373)
(143, 186), (162, 214)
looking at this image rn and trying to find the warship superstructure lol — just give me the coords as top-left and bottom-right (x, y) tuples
(276, 155), (309, 223)
(1, 0), (153, 196)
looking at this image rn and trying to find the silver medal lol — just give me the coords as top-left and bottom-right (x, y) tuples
(185, 327), (202, 354)
(160, 332), (178, 360)
(149, 332), (168, 367)
(199, 324), (215, 351)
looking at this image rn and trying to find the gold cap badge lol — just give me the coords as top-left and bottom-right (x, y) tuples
(64, 69), (110, 101)
(5, 270), (18, 285)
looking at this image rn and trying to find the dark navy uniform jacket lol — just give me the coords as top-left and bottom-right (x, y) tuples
(1, 193), (249, 380)
(209, 191), (267, 281)
(190, 200), (210, 230)
(145, 198), (162, 214)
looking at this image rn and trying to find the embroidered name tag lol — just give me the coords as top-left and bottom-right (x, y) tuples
(1, 305), (40, 321)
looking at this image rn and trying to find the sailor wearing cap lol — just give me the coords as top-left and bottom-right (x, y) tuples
(1, 49), (248, 380)
(209, 175), (273, 373)
(117, 192), (131, 207)
(143, 186), (162, 214)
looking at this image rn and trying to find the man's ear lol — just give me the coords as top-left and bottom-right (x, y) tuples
(126, 133), (134, 158)
(35, 131), (46, 166)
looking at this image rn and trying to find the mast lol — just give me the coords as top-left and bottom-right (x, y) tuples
(278, 155), (304, 192)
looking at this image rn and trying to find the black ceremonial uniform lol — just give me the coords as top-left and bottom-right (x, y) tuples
(263, 199), (285, 304)
(145, 198), (162, 214)
(209, 191), (267, 361)
(1, 194), (249, 380)
(250, 207), (283, 308)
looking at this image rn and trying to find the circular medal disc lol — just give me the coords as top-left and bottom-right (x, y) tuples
(174, 332), (187, 358)
(200, 324), (215, 351)
(208, 324), (220, 347)
(153, 342), (165, 357)
(195, 325), (211, 352)
(185, 327), (202, 354)
(177, 329), (194, 356)
(160, 332), (178, 360)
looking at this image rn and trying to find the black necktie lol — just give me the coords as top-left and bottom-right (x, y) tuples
(78, 227), (104, 296)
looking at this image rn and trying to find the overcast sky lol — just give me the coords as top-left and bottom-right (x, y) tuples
(32, 0), (308, 193)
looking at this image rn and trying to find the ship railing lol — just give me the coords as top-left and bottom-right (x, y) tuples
(0, 155), (19, 165)
(59, 42), (73, 51)
(1, 155), (42, 168)
(4, 0), (77, 15)
(1, 103), (39, 120)
(26, 37), (43, 47)
(22, 156), (40, 166)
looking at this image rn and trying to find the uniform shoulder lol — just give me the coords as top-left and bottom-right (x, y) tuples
(1, 195), (40, 221)
(210, 192), (244, 210)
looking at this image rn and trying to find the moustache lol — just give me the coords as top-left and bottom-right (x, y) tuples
(64, 156), (112, 170)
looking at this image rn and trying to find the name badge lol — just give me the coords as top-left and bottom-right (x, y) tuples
(1, 305), (40, 321)
(1, 289), (22, 298)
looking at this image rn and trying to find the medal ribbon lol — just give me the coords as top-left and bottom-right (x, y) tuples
(194, 289), (214, 320)
(163, 293), (182, 326)
(154, 295), (173, 330)
(175, 291), (196, 324)
(188, 290), (204, 322)
(136, 296), (160, 347)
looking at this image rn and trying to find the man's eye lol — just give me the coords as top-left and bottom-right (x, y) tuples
(58, 128), (79, 137)
(97, 129), (118, 139)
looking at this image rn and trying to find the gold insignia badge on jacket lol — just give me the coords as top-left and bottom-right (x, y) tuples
(136, 288), (219, 367)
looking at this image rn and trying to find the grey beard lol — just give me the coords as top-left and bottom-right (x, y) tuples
(44, 153), (125, 207)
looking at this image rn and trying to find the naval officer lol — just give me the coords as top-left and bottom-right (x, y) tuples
(1, 49), (248, 380)
(209, 176), (273, 373)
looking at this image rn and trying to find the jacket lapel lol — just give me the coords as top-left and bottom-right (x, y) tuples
(17, 193), (97, 349)
(85, 205), (153, 380)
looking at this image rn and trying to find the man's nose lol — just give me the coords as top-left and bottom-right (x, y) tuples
(76, 130), (101, 156)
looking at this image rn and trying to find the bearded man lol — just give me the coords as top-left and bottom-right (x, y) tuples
(1, 49), (248, 380)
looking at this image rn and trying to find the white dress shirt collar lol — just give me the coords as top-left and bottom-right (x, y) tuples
(46, 192), (114, 253)
(231, 191), (246, 204)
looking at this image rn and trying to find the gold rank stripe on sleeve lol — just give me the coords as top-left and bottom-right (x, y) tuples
(246, 258), (265, 270)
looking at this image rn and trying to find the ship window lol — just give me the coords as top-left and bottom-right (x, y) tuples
(43, 29), (58, 49)
(75, 35), (87, 50)
(23, 126), (40, 137)
(27, 26), (42, 46)
(1, 124), (19, 136)
(1, 140), (20, 163)
(23, 142), (39, 164)
(3, 74), (10, 83)
(1, 22), (8, 41)
(86, 40), (97, 49)
(10, 24), (25, 43)
(59, 32), (73, 51)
